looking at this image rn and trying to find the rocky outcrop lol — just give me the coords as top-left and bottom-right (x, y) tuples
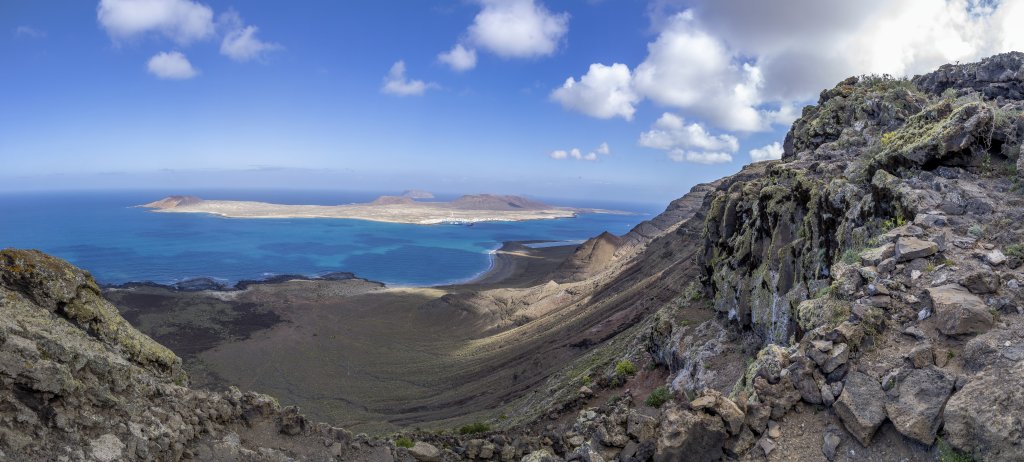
(0, 249), (383, 461)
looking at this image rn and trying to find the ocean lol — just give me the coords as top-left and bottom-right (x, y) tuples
(0, 190), (658, 286)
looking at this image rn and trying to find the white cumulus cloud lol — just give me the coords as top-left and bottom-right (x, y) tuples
(218, 10), (281, 62)
(550, 63), (638, 120)
(146, 51), (198, 79)
(549, 143), (608, 161)
(557, 0), (1024, 155)
(749, 142), (784, 162)
(468, 0), (569, 58)
(438, 44), (478, 72)
(440, 0), (568, 72)
(639, 113), (738, 164)
(639, 113), (739, 152)
(97, 0), (215, 44)
(381, 61), (436, 96)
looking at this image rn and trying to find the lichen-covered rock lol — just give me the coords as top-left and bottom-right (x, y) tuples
(944, 361), (1024, 462)
(884, 367), (954, 445)
(654, 404), (727, 462)
(926, 284), (994, 336)
(833, 372), (887, 446)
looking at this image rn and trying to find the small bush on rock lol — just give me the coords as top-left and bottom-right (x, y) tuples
(615, 359), (636, 378)
(458, 422), (491, 435)
(395, 437), (414, 448)
(645, 386), (671, 407)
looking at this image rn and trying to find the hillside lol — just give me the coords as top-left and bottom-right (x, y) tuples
(4, 53), (1024, 461)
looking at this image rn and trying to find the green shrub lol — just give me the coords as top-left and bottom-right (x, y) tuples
(1005, 243), (1024, 260)
(457, 422), (491, 435)
(968, 224), (985, 237)
(841, 248), (861, 265)
(615, 359), (637, 378)
(395, 437), (414, 448)
(645, 386), (671, 408)
(937, 437), (973, 462)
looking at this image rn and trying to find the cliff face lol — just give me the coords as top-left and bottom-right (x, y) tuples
(701, 54), (1024, 347)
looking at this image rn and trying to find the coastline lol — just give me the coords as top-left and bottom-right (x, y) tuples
(102, 240), (581, 293)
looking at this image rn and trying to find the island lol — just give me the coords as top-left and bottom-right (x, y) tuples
(139, 193), (626, 225)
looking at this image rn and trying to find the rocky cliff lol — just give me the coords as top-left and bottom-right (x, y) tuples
(5, 53), (1024, 462)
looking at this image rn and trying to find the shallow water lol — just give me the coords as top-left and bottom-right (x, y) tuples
(0, 190), (656, 286)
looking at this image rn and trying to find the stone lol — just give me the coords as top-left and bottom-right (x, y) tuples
(985, 249), (1007, 266)
(479, 442), (496, 459)
(926, 284), (994, 336)
(714, 396), (746, 436)
(914, 213), (948, 228)
(895, 237), (938, 262)
(690, 395), (716, 410)
(758, 437), (776, 456)
(408, 442), (441, 462)
(820, 383), (836, 407)
(723, 426), (756, 457)
(907, 343), (934, 368)
(822, 428), (842, 461)
(822, 343), (849, 373)
(521, 449), (561, 462)
(833, 372), (887, 446)
(860, 244), (895, 266)
(90, 434), (125, 462)
(766, 421), (781, 439)
(960, 270), (1000, 294)
(745, 400), (770, 435)
(944, 361), (1024, 461)
(811, 340), (833, 352)
(902, 326), (927, 340)
(654, 405), (727, 462)
(877, 257), (897, 275)
(626, 410), (658, 442)
(885, 367), (955, 445)
(578, 386), (594, 398)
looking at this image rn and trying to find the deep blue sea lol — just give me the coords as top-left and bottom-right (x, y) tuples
(0, 190), (658, 286)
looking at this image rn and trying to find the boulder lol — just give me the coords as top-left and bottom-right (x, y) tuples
(833, 372), (887, 446)
(860, 243), (894, 266)
(985, 249), (1008, 266)
(895, 237), (938, 262)
(926, 284), (994, 336)
(822, 343), (849, 373)
(884, 367), (955, 445)
(408, 442), (441, 462)
(521, 449), (563, 462)
(944, 361), (1024, 462)
(960, 270), (1000, 294)
(654, 405), (727, 462)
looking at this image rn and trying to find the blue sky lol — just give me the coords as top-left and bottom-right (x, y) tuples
(2, 1), (1022, 204)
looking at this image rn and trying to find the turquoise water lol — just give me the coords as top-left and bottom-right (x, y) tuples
(0, 190), (657, 286)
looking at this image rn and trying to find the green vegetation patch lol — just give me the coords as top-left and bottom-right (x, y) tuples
(395, 437), (414, 448)
(645, 386), (671, 408)
(614, 359), (637, 378)
(457, 422), (491, 435)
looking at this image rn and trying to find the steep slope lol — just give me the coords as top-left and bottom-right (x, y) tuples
(0, 249), (381, 461)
